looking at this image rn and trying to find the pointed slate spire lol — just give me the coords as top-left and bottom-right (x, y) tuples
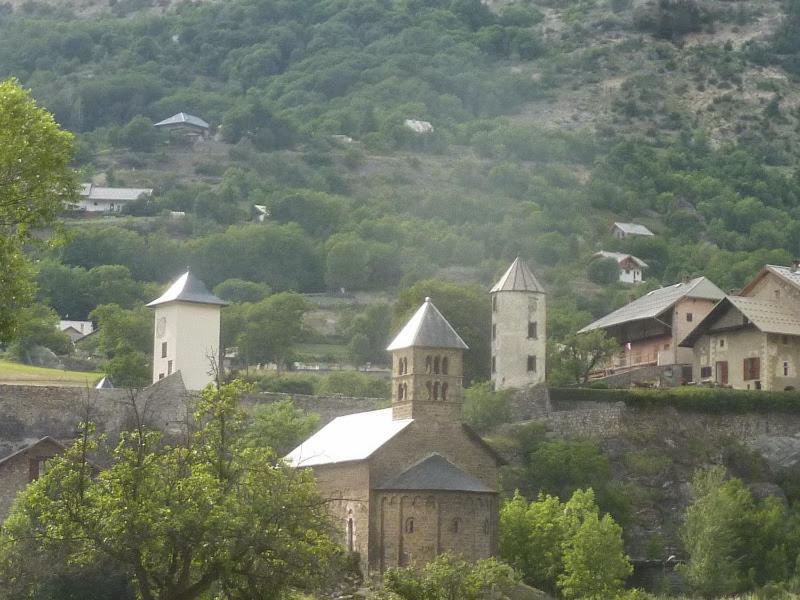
(386, 297), (468, 351)
(146, 271), (228, 308)
(95, 376), (114, 389)
(490, 257), (544, 293)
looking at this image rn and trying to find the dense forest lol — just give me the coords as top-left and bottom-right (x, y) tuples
(1, 0), (800, 377)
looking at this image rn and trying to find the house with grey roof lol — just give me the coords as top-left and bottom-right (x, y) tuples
(611, 222), (654, 239)
(680, 264), (800, 390)
(154, 112), (210, 138)
(592, 251), (649, 284)
(75, 183), (152, 213)
(286, 297), (503, 575)
(579, 276), (725, 377)
(0, 437), (66, 519)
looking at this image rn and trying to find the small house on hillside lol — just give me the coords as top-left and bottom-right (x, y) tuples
(592, 251), (648, 284)
(611, 222), (654, 239)
(59, 320), (93, 343)
(680, 264), (800, 390)
(579, 276), (724, 377)
(76, 184), (152, 213)
(154, 112), (210, 138)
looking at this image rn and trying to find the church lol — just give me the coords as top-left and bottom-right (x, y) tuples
(286, 297), (506, 575)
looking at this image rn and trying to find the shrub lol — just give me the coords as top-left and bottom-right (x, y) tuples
(463, 381), (511, 433)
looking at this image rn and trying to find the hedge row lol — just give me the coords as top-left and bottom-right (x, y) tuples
(549, 387), (800, 414)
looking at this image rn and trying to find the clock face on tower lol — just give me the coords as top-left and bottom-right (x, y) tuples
(156, 317), (167, 338)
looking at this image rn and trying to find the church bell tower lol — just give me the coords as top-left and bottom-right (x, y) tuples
(386, 297), (469, 421)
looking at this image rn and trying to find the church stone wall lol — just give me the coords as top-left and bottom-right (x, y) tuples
(373, 491), (496, 572)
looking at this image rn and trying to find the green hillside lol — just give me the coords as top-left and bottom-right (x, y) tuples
(1, 0), (800, 371)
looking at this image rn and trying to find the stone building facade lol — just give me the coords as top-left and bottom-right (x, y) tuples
(0, 437), (65, 519)
(490, 257), (546, 390)
(286, 298), (503, 575)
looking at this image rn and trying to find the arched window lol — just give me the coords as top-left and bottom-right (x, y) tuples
(450, 518), (460, 534)
(433, 382), (440, 400)
(398, 384), (404, 400)
(441, 383), (448, 401)
(401, 357), (407, 374)
(425, 356), (432, 374)
(433, 356), (440, 374)
(482, 519), (490, 535)
(403, 383), (408, 399)
(426, 381), (433, 400)
(405, 517), (414, 534)
(347, 518), (354, 552)
(442, 357), (449, 374)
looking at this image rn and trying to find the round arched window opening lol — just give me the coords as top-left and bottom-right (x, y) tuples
(441, 382), (448, 401)
(433, 381), (440, 401)
(442, 357), (449, 375)
(433, 356), (440, 374)
(450, 517), (461, 534)
(426, 381), (433, 400)
(405, 517), (415, 534)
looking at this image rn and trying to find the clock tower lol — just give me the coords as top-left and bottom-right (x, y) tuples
(146, 271), (227, 390)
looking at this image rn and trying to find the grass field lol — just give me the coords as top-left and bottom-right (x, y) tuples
(0, 360), (103, 387)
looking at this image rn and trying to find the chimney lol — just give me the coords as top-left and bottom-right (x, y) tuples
(792, 260), (800, 273)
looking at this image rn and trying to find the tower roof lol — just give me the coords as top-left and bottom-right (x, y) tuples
(490, 257), (544, 293)
(386, 298), (468, 351)
(146, 271), (228, 308)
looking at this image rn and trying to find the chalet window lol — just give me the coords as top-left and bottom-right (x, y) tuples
(28, 458), (49, 482)
(167, 360), (173, 375)
(785, 361), (790, 377)
(492, 324), (496, 340)
(743, 357), (760, 381)
(700, 366), (712, 379)
(159, 373), (165, 380)
(492, 296), (497, 312)
(527, 355), (537, 372)
(719, 339), (725, 348)
(405, 518), (414, 534)
(433, 357), (440, 374)
(442, 357), (449, 375)
(686, 313), (693, 322)
(161, 341), (168, 358)
(528, 322), (538, 339)
(491, 356), (496, 373)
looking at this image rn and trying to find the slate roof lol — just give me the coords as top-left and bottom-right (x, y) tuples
(386, 298), (468, 351)
(741, 265), (800, 296)
(154, 112), (210, 129)
(80, 184), (152, 202)
(612, 222), (654, 236)
(0, 437), (65, 468)
(490, 257), (545, 293)
(579, 277), (725, 333)
(375, 453), (493, 493)
(95, 376), (114, 389)
(284, 408), (412, 467)
(680, 296), (800, 346)
(593, 251), (648, 268)
(146, 271), (228, 307)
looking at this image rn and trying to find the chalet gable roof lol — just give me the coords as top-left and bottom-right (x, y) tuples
(154, 112), (209, 129)
(612, 222), (654, 236)
(741, 265), (800, 296)
(680, 296), (800, 347)
(579, 277), (725, 333)
(0, 437), (66, 468)
(592, 251), (648, 268)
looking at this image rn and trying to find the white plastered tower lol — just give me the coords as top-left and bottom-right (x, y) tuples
(490, 257), (546, 390)
(147, 271), (228, 391)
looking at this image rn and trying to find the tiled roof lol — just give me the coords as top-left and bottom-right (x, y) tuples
(0, 437), (65, 468)
(146, 271), (228, 307)
(593, 251), (648, 268)
(284, 408), (412, 467)
(154, 112), (209, 129)
(490, 257), (545, 293)
(681, 296), (800, 346)
(612, 222), (654, 236)
(579, 277), (725, 333)
(375, 453), (493, 493)
(386, 298), (468, 351)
